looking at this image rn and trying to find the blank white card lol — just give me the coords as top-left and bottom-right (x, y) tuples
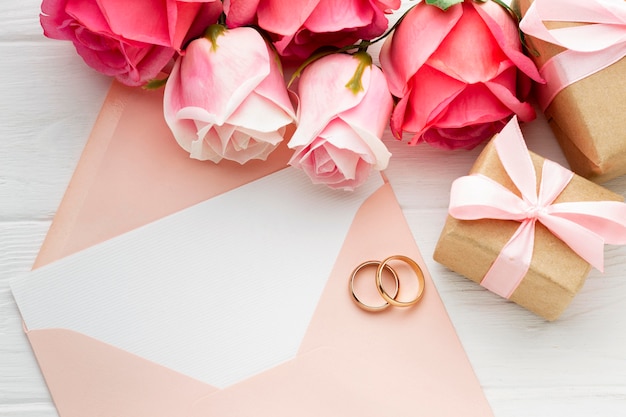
(11, 168), (383, 388)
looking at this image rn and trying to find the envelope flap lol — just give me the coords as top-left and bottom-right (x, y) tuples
(185, 184), (493, 416)
(26, 328), (217, 417)
(187, 347), (402, 417)
(34, 81), (293, 267)
(297, 183), (495, 416)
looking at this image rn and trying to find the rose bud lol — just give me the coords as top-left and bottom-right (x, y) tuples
(288, 52), (392, 191)
(223, 0), (401, 62)
(40, 0), (223, 86)
(379, 0), (543, 150)
(164, 25), (297, 164)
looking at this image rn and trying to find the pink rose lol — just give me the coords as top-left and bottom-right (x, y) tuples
(379, 0), (543, 150)
(40, 0), (222, 86)
(164, 25), (297, 164)
(224, 0), (401, 61)
(288, 52), (393, 190)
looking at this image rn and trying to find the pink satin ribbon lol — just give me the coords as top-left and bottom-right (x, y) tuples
(519, 0), (626, 110)
(448, 117), (626, 299)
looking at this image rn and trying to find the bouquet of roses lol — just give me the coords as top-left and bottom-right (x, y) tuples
(40, 0), (542, 190)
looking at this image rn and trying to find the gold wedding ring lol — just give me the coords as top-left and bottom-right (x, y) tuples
(350, 260), (400, 312)
(376, 255), (425, 308)
(349, 255), (425, 312)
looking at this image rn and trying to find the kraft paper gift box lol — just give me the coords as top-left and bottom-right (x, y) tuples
(433, 118), (626, 321)
(515, 0), (626, 183)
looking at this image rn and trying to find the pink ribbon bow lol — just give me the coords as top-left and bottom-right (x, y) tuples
(519, 0), (626, 110)
(448, 117), (626, 299)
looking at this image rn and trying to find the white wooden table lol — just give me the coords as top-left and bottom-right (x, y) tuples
(2, 1), (625, 416)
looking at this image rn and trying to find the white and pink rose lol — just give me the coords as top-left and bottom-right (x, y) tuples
(164, 25), (297, 164)
(288, 52), (393, 190)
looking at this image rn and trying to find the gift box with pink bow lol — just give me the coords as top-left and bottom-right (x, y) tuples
(434, 117), (626, 321)
(516, 0), (626, 183)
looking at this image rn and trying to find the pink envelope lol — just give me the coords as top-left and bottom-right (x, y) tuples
(22, 82), (494, 416)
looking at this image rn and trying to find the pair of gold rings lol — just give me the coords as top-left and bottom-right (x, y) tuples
(349, 255), (425, 312)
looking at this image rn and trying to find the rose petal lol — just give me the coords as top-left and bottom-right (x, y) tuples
(96, 0), (171, 46)
(223, 0), (261, 27)
(319, 118), (373, 162)
(253, 44), (297, 121)
(379, 3), (462, 97)
(484, 77), (536, 122)
(291, 138), (368, 191)
(214, 125), (283, 164)
(273, 28), (361, 60)
(169, 1), (219, 49)
(336, 66), (393, 170)
(373, 0), (401, 12)
(237, 127), (285, 146)
(422, 121), (505, 150)
(190, 128), (222, 162)
(426, 2), (508, 84)
(92, 0), (212, 48)
(116, 44), (175, 85)
(168, 106), (213, 152)
(361, 0), (397, 39)
(338, 64), (392, 137)
(433, 83), (514, 128)
(289, 54), (370, 148)
(256, 0), (320, 36)
(65, 0), (114, 36)
(396, 65), (466, 141)
(324, 143), (361, 181)
(184, 2), (224, 45)
(163, 56), (185, 122)
(472, 0), (543, 82)
(389, 94), (408, 140)
(304, 0), (373, 32)
(179, 29), (270, 125)
(214, 124), (238, 150)
(227, 92), (294, 132)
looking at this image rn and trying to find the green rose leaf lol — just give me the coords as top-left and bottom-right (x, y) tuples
(425, 0), (464, 11)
